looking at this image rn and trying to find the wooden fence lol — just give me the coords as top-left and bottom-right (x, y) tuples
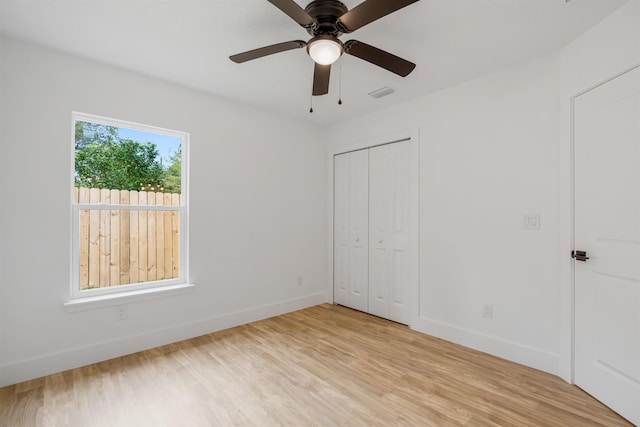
(74, 187), (182, 290)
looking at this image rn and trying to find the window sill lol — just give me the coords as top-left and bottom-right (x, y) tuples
(64, 283), (195, 312)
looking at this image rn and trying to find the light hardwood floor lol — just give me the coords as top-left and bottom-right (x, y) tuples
(0, 304), (632, 426)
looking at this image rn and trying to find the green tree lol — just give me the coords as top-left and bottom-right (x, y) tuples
(74, 121), (118, 149)
(75, 139), (164, 190)
(74, 121), (185, 193)
(163, 147), (181, 193)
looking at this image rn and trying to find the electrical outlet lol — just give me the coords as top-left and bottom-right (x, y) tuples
(482, 304), (493, 319)
(116, 304), (128, 321)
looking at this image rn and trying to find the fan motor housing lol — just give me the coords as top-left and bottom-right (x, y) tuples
(304, 0), (348, 37)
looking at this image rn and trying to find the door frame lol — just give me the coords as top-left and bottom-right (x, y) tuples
(565, 62), (640, 384)
(326, 128), (420, 326)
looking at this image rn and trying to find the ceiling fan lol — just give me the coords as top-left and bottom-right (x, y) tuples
(229, 0), (419, 96)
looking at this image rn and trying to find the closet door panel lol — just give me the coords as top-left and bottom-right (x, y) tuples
(369, 141), (411, 324)
(348, 150), (369, 312)
(388, 141), (411, 324)
(333, 150), (369, 312)
(369, 244), (389, 317)
(389, 247), (410, 324)
(333, 153), (350, 306)
(368, 144), (391, 318)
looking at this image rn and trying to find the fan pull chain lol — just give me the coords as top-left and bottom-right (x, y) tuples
(309, 67), (314, 113)
(338, 61), (343, 105)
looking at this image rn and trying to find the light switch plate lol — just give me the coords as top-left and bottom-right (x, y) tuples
(522, 214), (541, 229)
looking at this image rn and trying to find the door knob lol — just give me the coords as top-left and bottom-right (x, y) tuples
(355, 237), (359, 242)
(571, 250), (590, 262)
(378, 239), (383, 243)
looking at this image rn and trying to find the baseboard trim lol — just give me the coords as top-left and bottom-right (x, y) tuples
(0, 292), (328, 387)
(411, 317), (559, 376)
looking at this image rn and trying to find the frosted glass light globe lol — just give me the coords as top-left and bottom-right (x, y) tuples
(308, 38), (343, 65)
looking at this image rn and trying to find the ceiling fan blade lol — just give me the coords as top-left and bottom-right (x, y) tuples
(312, 63), (331, 96)
(338, 0), (419, 33)
(229, 40), (306, 63)
(344, 40), (416, 77)
(267, 0), (316, 28)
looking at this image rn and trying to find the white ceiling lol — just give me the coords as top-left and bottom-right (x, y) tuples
(0, 0), (628, 126)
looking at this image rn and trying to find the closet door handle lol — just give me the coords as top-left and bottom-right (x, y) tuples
(378, 239), (383, 244)
(355, 237), (360, 242)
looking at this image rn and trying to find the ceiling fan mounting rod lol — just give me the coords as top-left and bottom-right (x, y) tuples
(304, 0), (348, 37)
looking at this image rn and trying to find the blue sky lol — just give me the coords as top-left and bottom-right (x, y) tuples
(118, 127), (181, 166)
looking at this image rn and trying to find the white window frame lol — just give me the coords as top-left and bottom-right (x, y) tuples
(68, 112), (190, 305)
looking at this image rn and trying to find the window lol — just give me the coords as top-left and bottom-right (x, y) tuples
(70, 112), (188, 300)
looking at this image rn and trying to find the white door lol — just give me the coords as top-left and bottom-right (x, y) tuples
(368, 141), (411, 324)
(574, 64), (640, 425)
(334, 149), (369, 312)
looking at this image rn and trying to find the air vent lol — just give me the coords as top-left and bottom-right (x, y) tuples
(368, 86), (395, 99)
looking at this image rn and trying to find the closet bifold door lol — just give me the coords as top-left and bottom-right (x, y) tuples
(368, 141), (411, 324)
(333, 149), (369, 312)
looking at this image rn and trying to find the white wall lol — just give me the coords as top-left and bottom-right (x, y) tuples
(0, 36), (327, 386)
(326, 0), (640, 378)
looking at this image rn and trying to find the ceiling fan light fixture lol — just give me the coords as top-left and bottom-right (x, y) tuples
(307, 35), (343, 65)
